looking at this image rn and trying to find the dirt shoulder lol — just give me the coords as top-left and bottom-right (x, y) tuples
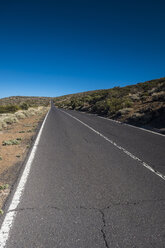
(0, 107), (49, 211)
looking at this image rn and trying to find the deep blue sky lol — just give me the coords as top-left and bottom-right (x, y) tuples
(0, 0), (165, 98)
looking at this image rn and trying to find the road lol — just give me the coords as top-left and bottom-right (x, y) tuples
(0, 103), (165, 247)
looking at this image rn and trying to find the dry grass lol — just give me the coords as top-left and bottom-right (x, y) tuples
(0, 106), (49, 210)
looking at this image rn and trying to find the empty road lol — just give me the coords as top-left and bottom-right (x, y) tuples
(0, 103), (165, 247)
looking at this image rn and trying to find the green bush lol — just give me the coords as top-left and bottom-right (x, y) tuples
(0, 105), (19, 113)
(0, 184), (9, 190)
(91, 101), (108, 115)
(20, 102), (29, 110)
(107, 98), (123, 115)
(122, 99), (133, 108)
(2, 138), (21, 146)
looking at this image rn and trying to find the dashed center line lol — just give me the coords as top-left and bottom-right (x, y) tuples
(61, 110), (165, 182)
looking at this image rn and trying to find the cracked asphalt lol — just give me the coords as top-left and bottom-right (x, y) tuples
(2, 104), (165, 247)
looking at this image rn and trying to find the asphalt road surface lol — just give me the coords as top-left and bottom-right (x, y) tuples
(1, 104), (165, 248)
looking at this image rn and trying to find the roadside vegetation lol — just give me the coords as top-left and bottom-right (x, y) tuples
(0, 96), (49, 212)
(0, 106), (48, 131)
(0, 95), (51, 115)
(0, 105), (49, 212)
(2, 138), (22, 146)
(0, 96), (51, 111)
(53, 77), (165, 131)
(0, 102), (30, 114)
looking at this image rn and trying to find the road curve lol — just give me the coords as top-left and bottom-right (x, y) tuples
(0, 104), (165, 248)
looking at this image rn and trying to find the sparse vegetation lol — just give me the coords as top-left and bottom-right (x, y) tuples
(53, 77), (165, 129)
(2, 138), (21, 146)
(20, 102), (29, 110)
(0, 97), (51, 120)
(0, 97), (51, 112)
(0, 209), (4, 215)
(27, 129), (32, 133)
(15, 112), (26, 119)
(0, 106), (49, 210)
(0, 184), (9, 190)
(0, 105), (19, 114)
(0, 106), (49, 131)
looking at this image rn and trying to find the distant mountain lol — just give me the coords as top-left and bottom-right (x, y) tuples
(53, 77), (165, 132)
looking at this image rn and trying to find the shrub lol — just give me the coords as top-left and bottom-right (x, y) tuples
(107, 98), (123, 115)
(117, 108), (133, 115)
(15, 112), (26, 119)
(0, 209), (4, 215)
(2, 138), (21, 146)
(152, 91), (165, 101)
(3, 116), (18, 124)
(91, 101), (108, 115)
(0, 184), (9, 190)
(122, 99), (133, 108)
(0, 105), (19, 114)
(20, 102), (29, 110)
(0, 121), (7, 130)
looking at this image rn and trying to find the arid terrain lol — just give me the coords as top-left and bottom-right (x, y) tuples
(53, 77), (165, 133)
(0, 96), (51, 107)
(0, 77), (164, 212)
(0, 107), (48, 212)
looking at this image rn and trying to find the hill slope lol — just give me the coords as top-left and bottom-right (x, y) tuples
(0, 96), (51, 107)
(0, 96), (51, 114)
(53, 77), (165, 132)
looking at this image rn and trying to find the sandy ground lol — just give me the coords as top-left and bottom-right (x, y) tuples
(0, 111), (48, 210)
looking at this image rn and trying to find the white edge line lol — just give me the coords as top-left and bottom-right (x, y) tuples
(61, 110), (165, 182)
(0, 108), (50, 248)
(98, 116), (165, 137)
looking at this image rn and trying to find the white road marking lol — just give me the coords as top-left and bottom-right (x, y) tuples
(0, 109), (50, 248)
(98, 116), (165, 137)
(61, 110), (165, 181)
(77, 111), (165, 137)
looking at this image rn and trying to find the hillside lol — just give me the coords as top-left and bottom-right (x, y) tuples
(0, 96), (51, 114)
(0, 78), (165, 132)
(0, 96), (51, 107)
(53, 77), (165, 132)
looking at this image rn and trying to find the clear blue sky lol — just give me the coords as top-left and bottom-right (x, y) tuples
(0, 0), (165, 98)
